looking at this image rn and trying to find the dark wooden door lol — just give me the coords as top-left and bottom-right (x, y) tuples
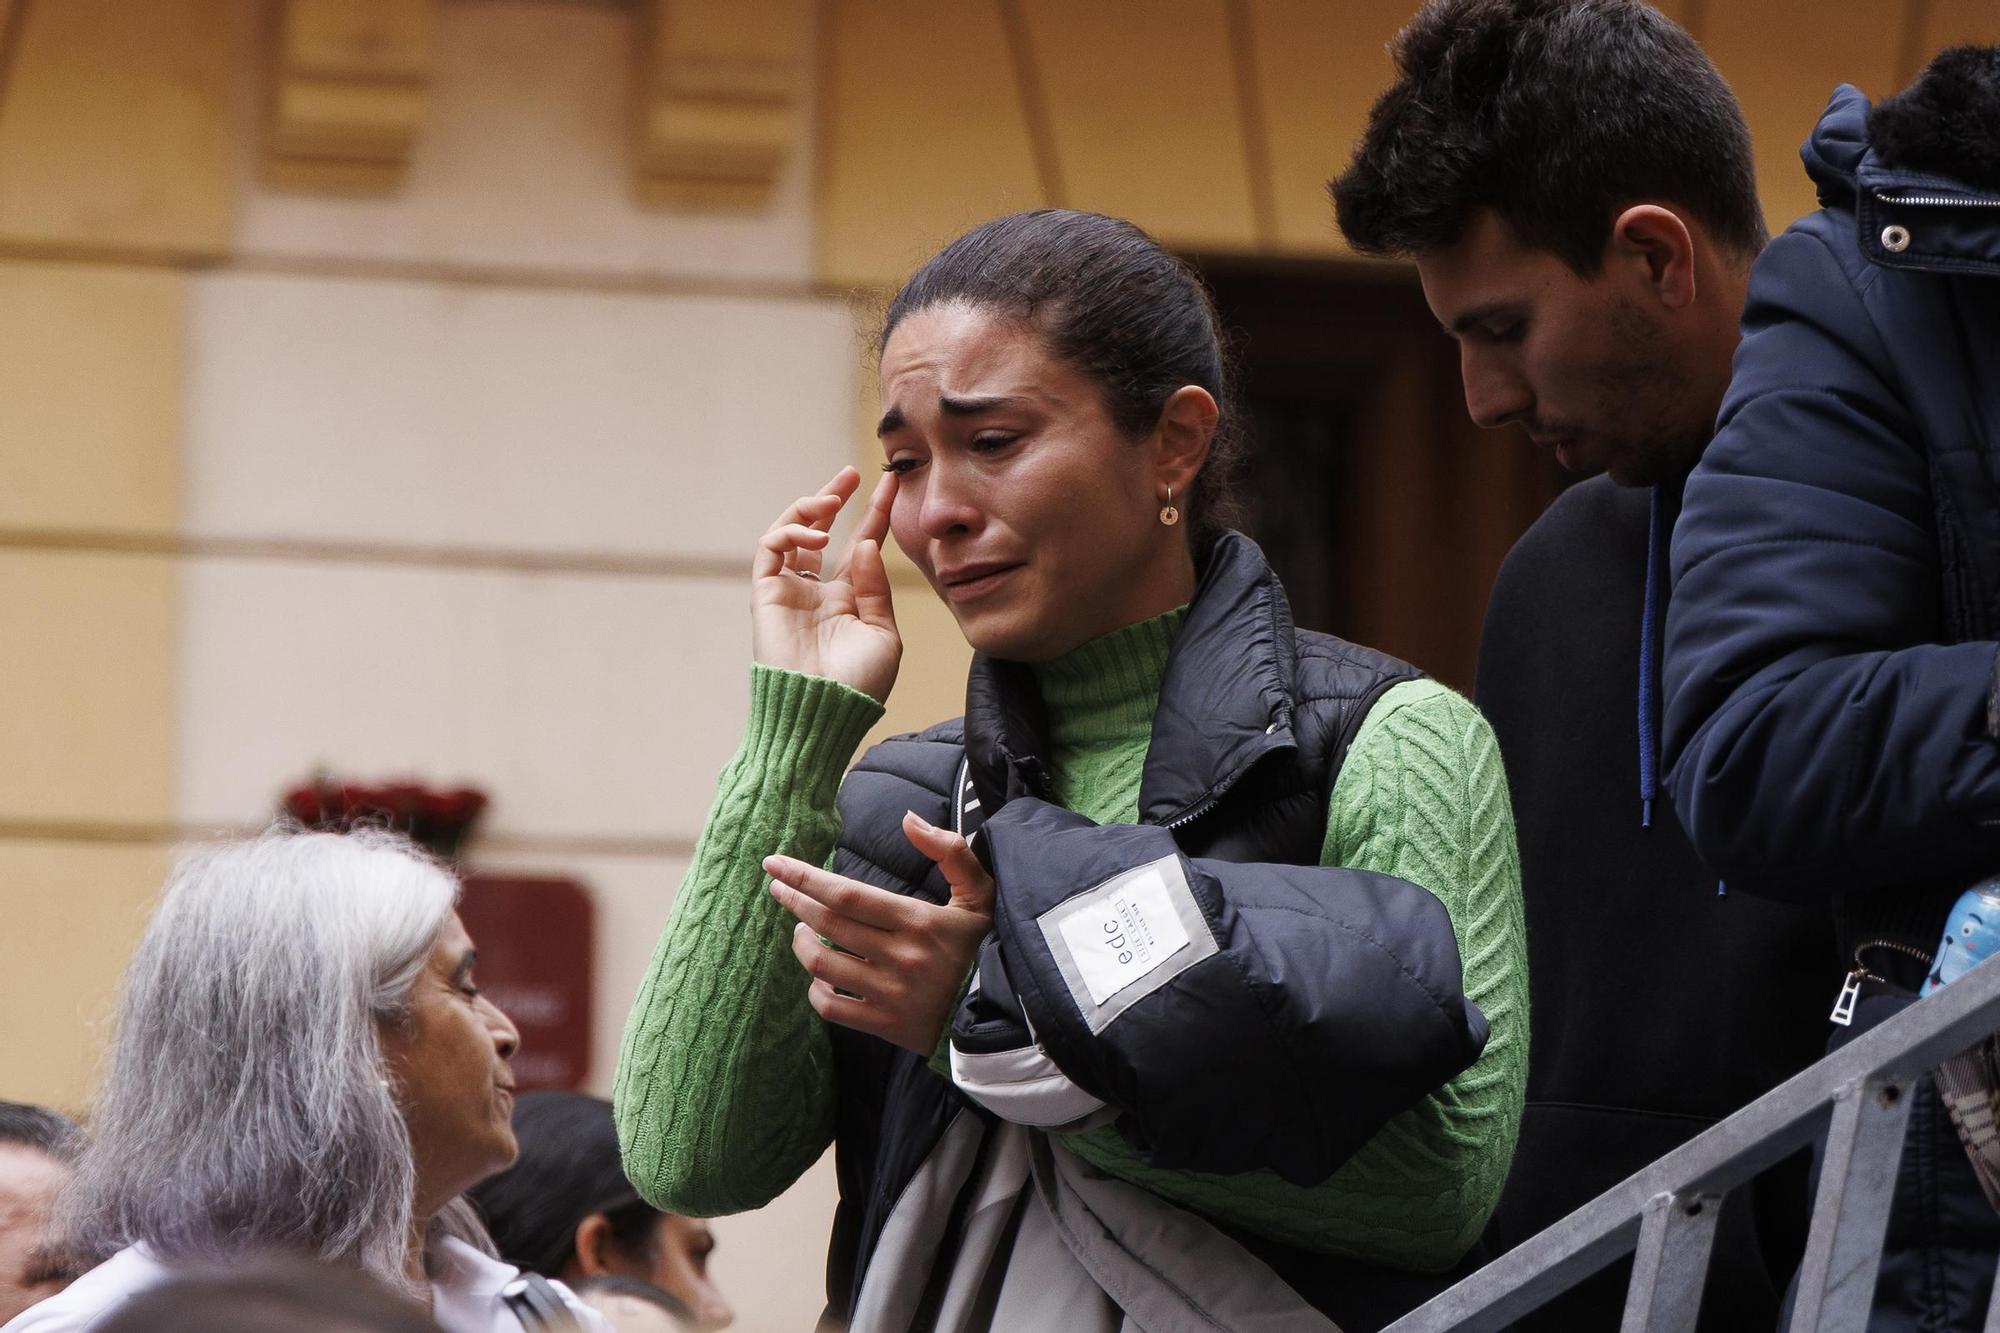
(1199, 259), (1569, 691)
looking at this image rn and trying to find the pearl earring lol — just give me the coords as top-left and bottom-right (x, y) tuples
(1159, 485), (1180, 527)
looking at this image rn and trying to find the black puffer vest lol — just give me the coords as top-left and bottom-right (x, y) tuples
(819, 531), (1422, 1314)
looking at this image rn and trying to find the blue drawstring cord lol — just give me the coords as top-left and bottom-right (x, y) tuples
(1640, 481), (1726, 895)
(1639, 486), (1661, 830)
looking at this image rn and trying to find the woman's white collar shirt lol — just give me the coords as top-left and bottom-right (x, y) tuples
(0, 1237), (610, 1332)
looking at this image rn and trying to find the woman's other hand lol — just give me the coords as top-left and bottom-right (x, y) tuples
(765, 812), (995, 1055)
(752, 466), (901, 704)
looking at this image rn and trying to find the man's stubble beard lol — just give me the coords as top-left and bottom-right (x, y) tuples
(1592, 298), (1708, 487)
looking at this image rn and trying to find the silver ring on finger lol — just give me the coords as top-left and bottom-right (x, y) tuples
(793, 568), (821, 581)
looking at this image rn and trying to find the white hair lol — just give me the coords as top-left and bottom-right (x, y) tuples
(62, 826), (493, 1293)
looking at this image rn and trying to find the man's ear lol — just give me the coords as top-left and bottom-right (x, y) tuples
(572, 1212), (619, 1278)
(1609, 204), (1697, 311)
(1153, 384), (1219, 499)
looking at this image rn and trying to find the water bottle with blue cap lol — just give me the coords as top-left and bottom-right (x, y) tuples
(1922, 875), (2000, 995)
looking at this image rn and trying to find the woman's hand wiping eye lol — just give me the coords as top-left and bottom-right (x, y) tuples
(751, 466), (902, 705)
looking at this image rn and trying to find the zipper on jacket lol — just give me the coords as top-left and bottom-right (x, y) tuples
(1831, 938), (1936, 1027)
(1161, 765), (1250, 833)
(1876, 191), (2000, 208)
(1162, 719), (1297, 831)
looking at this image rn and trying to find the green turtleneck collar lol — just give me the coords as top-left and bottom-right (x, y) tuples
(1029, 606), (1188, 823)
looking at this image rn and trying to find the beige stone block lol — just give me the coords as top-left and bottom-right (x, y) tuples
(265, 0), (433, 193)
(817, 0), (1046, 288)
(0, 551), (175, 824)
(0, 0), (242, 254)
(1018, 0), (1259, 252)
(183, 270), (857, 558)
(175, 559), (755, 844)
(1702, 4), (1904, 235)
(0, 260), (182, 535)
(0, 839), (168, 1114)
(238, 2), (815, 282)
(634, 0), (810, 210)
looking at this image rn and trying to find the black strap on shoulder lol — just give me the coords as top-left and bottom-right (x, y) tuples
(500, 1273), (580, 1331)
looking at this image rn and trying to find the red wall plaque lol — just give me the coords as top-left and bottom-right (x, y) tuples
(457, 874), (595, 1091)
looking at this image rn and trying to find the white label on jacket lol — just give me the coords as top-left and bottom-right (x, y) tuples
(1055, 862), (1193, 1005)
(1038, 853), (1216, 1033)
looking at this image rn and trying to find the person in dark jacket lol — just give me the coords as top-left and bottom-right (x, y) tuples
(1330, 1), (1841, 1327)
(1664, 46), (2000, 1331)
(616, 208), (1527, 1332)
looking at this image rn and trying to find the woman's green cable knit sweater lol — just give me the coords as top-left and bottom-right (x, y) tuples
(616, 608), (1528, 1272)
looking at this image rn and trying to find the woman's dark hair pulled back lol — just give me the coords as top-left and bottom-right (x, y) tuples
(881, 209), (1244, 534)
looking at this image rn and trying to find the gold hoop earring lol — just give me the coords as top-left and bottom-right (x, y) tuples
(1159, 485), (1180, 527)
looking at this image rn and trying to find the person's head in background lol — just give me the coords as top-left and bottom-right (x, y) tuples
(1332, 0), (1766, 488)
(471, 1093), (730, 1329)
(59, 829), (521, 1299)
(92, 1258), (439, 1333)
(570, 1275), (692, 1333)
(0, 1103), (81, 1322)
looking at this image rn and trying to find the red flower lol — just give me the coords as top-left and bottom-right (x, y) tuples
(282, 777), (488, 863)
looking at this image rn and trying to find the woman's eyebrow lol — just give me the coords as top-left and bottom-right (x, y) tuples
(878, 394), (1030, 437)
(938, 393), (1027, 417)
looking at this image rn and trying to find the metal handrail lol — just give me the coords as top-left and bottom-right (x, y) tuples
(1386, 952), (2000, 1333)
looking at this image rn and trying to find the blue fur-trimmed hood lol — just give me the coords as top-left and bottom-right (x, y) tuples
(1805, 47), (2000, 206)
(1872, 46), (2000, 190)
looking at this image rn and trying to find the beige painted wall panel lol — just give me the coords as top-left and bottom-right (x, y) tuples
(0, 839), (167, 1111)
(1914, 0), (2000, 75)
(705, 1149), (837, 1333)
(0, 261), (182, 535)
(1249, 0), (1409, 255)
(0, 0), (241, 254)
(237, 2), (815, 282)
(0, 551), (175, 824)
(1019, 0), (1258, 252)
(817, 0), (1046, 288)
(175, 559), (754, 844)
(1704, 3), (1905, 235)
(183, 271), (856, 557)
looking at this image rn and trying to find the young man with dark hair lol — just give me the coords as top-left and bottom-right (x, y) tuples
(1331, 2), (1838, 1327)
(1665, 46), (2000, 1331)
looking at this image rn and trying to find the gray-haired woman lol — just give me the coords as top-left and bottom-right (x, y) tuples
(3, 829), (607, 1333)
